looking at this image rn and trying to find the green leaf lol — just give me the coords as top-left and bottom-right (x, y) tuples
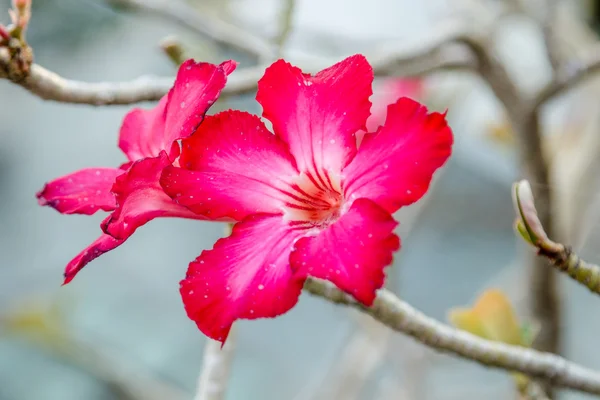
(520, 320), (541, 347)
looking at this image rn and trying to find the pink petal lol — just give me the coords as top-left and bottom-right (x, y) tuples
(118, 96), (172, 161)
(256, 55), (373, 176)
(63, 234), (124, 284)
(365, 77), (425, 133)
(102, 151), (204, 240)
(343, 97), (453, 214)
(180, 214), (306, 342)
(161, 110), (299, 221)
(36, 168), (122, 215)
(290, 198), (400, 306)
(118, 59), (235, 161)
(219, 60), (238, 75)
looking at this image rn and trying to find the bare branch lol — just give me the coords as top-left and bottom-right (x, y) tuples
(533, 48), (600, 109)
(303, 278), (600, 396)
(541, 0), (564, 71)
(275, 0), (296, 56)
(2, 63), (264, 105)
(193, 223), (236, 400)
(194, 332), (236, 400)
(108, 0), (274, 61)
(1, 24), (476, 106)
(19, 64), (174, 105)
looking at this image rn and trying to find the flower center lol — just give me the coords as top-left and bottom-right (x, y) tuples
(282, 169), (343, 229)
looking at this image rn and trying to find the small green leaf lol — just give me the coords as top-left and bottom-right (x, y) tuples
(520, 320), (541, 347)
(515, 219), (534, 245)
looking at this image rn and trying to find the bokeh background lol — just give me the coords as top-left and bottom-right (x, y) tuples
(1, 0), (600, 399)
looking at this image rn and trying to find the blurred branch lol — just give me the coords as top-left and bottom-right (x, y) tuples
(520, 380), (551, 400)
(311, 312), (391, 400)
(160, 35), (187, 66)
(533, 47), (600, 109)
(456, 16), (560, 384)
(107, 0), (275, 61)
(541, 0), (563, 72)
(303, 278), (600, 396)
(193, 223), (236, 400)
(194, 332), (236, 400)
(0, 298), (187, 400)
(513, 180), (600, 295)
(276, 0), (296, 56)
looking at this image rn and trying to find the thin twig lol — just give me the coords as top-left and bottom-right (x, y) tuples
(533, 48), (600, 109)
(541, 0), (563, 72)
(275, 0), (296, 57)
(107, 0), (275, 61)
(303, 278), (600, 396)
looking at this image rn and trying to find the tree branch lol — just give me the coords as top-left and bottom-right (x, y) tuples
(2, 63), (263, 105)
(303, 278), (600, 396)
(193, 223), (236, 400)
(194, 331), (236, 400)
(107, 0), (275, 61)
(541, 0), (564, 72)
(1, 26), (476, 105)
(533, 47), (600, 109)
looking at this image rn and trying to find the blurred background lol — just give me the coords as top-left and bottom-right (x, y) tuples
(1, 0), (600, 399)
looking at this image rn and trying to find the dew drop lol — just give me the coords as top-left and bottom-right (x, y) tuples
(180, 101), (186, 108)
(258, 284), (264, 290)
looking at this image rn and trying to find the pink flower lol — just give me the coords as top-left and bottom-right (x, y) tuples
(37, 59), (237, 284)
(160, 55), (453, 342)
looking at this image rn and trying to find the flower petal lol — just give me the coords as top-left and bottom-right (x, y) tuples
(118, 96), (171, 161)
(63, 234), (124, 284)
(365, 77), (425, 133)
(180, 214), (306, 342)
(343, 97), (453, 214)
(36, 168), (122, 215)
(290, 198), (399, 306)
(256, 55), (373, 176)
(118, 59), (235, 161)
(161, 110), (299, 221)
(102, 151), (203, 240)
